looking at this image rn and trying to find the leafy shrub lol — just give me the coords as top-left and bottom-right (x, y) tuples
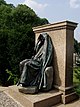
(74, 85), (80, 96)
(0, 1), (49, 86)
(6, 69), (18, 85)
(74, 67), (80, 82)
(74, 67), (80, 96)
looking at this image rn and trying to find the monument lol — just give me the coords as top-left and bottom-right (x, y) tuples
(5, 21), (79, 107)
(33, 20), (79, 104)
(18, 33), (54, 94)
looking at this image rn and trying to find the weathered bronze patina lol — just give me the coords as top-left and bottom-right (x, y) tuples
(18, 33), (53, 93)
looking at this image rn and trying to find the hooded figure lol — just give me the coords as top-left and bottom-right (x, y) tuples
(18, 33), (53, 93)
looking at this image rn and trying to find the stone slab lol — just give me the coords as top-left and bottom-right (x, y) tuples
(0, 86), (8, 92)
(62, 92), (79, 104)
(4, 85), (62, 107)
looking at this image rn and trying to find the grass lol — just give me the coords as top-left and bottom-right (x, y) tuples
(73, 72), (80, 85)
(73, 67), (80, 96)
(73, 67), (80, 84)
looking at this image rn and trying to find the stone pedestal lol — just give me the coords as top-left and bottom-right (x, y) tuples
(5, 85), (62, 107)
(33, 20), (79, 104)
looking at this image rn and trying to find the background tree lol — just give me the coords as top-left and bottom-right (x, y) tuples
(74, 39), (80, 55)
(0, 2), (13, 85)
(0, 0), (49, 86)
(0, 0), (6, 5)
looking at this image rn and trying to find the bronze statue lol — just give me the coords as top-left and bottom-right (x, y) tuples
(18, 33), (54, 94)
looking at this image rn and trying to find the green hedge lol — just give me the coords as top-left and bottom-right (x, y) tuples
(0, 1), (49, 86)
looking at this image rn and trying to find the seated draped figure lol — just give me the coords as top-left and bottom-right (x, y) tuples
(18, 33), (54, 94)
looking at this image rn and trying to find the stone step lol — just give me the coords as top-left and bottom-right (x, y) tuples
(4, 85), (62, 107)
(0, 86), (8, 92)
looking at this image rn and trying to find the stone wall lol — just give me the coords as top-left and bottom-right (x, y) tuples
(33, 21), (79, 103)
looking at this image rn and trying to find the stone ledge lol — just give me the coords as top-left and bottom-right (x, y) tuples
(4, 85), (62, 107)
(33, 20), (78, 33)
(0, 86), (8, 92)
(61, 92), (79, 104)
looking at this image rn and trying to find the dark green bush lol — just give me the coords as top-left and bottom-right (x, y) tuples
(0, 0), (49, 86)
(74, 67), (80, 82)
(74, 67), (80, 96)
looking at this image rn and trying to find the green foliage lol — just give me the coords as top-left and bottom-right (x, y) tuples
(74, 85), (80, 96)
(0, 0), (6, 5)
(6, 69), (18, 85)
(0, 2), (49, 86)
(74, 39), (80, 55)
(73, 67), (80, 96)
(74, 67), (80, 82)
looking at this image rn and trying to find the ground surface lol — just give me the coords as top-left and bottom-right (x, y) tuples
(0, 87), (22, 107)
(0, 86), (80, 107)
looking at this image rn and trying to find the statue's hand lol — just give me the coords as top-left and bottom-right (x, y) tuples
(20, 59), (28, 65)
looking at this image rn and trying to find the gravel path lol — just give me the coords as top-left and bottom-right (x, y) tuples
(0, 92), (22, 107)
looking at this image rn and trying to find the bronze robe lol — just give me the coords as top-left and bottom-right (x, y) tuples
(19, 33), (53, 92)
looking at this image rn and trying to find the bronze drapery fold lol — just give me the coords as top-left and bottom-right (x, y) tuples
(18, 33), (53, 93)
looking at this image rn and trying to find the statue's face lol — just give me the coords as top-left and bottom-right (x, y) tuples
(38, 35), (45, 44)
